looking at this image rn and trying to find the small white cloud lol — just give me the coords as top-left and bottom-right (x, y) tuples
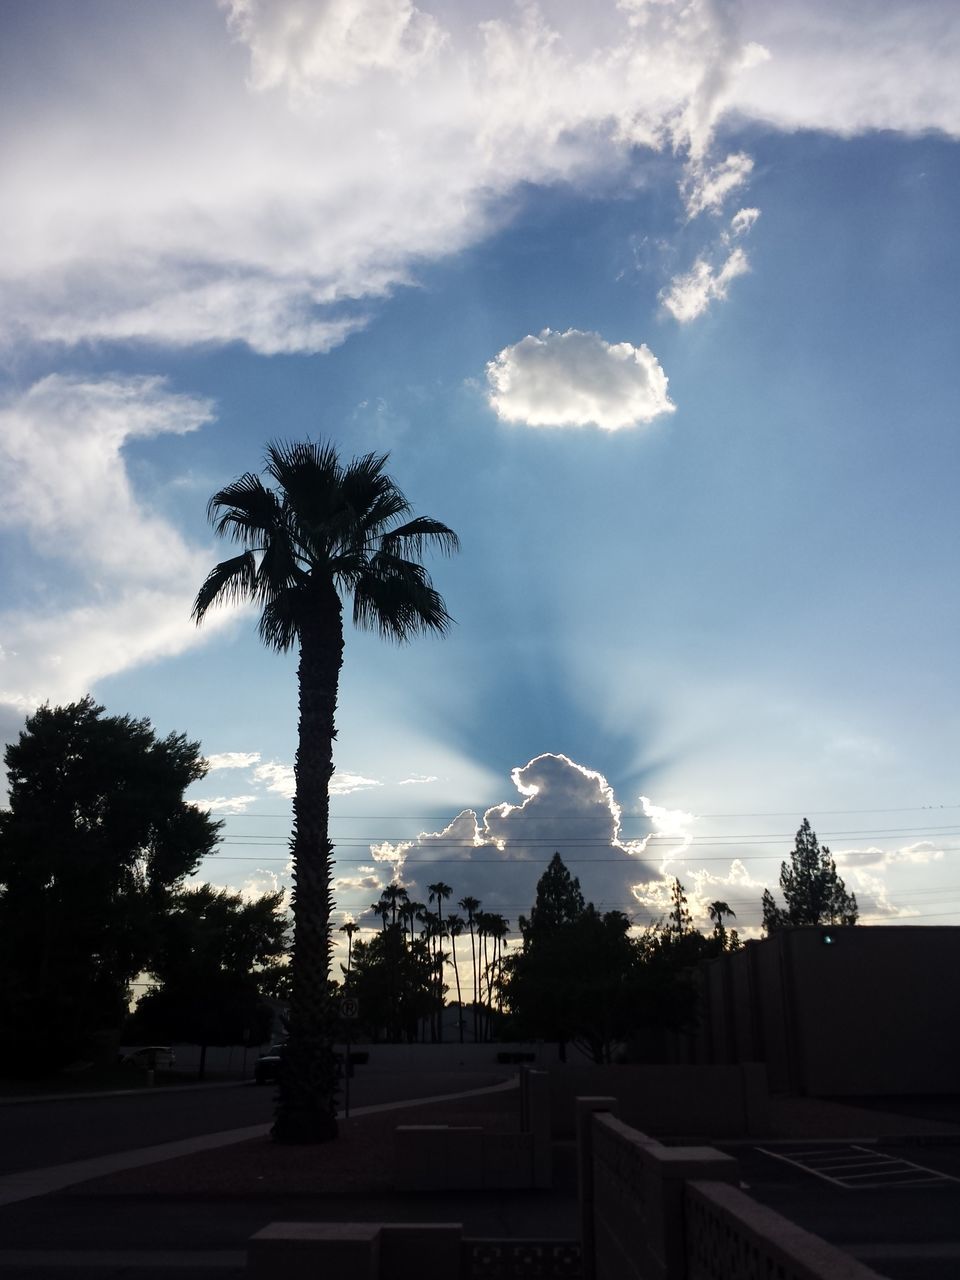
(331, 771), (383, 796)
(206, 751), (262, 771)
(251, 761), (381, 798)
(192, 794), (258, 814)
(729, 206), (760, 237)
(660, 246), (749, 322)
(333, 870), (384, 894)
(486, 328), (675, 430)
(683, 152), (754, 218)
(397, 773), (439, 786)
(252, 761), (296, 798)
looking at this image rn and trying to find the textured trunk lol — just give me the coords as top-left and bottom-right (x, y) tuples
(272, 583), (343, 1144)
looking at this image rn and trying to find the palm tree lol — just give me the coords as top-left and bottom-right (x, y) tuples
(708, 900), (736, 949)
(338, 920), (357, 985)
(193, 440), (458, 1143)
(446, 913), (466, 1043)
(427, 882), (452, 1040)
(459, 895), (481, 1041)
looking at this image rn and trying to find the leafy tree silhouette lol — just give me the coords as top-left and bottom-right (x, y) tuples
(762, 819), (858, 931)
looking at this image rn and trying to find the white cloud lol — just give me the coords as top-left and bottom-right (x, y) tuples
(730, 207), (760, 237)
(252, 761), (296, 798)
(733, 0), (960, 139)
(206, 751), (262, 771)
(0, 375), (230, 723)
(486, 329), (675, 430)
(2, 2), (956, 360)
(684, 152), (754, 218)
(331, 771), (383, 796)
(397, 773), (438, 786)
(660, 246), (750, 323)
(222, 0), (446, 91)
(192, 794), (258, 814)
(353, 753), (660, 924)
(0, 2), (769, 357)
(836, 841), (946, 870)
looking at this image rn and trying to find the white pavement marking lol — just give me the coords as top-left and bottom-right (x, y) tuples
(0, 1076), (519, 1208)
(756, 1143), (960, 1190)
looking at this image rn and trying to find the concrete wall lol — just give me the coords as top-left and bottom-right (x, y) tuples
(548, 1064), (769, 1139)
(700, 927), (960, 1096)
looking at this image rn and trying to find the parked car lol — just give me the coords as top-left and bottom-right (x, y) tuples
(254, 1043), (285, 1085)
(253, 1044), (368, 1084)
(119, 1046), (175, 1071)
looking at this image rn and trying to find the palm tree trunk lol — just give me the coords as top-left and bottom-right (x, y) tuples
(451, 943), (464, 1044)
(272, 590), (343, 1144)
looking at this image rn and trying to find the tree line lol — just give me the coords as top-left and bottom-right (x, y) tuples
(0, 699), (287, 1076)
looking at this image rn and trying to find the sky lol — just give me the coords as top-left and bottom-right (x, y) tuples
(1, 0), (959, 966)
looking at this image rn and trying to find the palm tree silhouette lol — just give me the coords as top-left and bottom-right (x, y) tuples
(458, 895), (481, 1041)
(193, 440), (458, 1142)
(427, 881), (452, 1040)
(708, 900), (736, 948)
(338, 920), (358, 985)
(446, 913), (466, 1043)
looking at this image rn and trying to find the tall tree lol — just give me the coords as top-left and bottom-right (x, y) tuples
(427, 881), (452, 1040)
(708, 900), (736, 949)
(132, 884), (287, 1077)
(0, 698), (219, 1070)
(458, 895), (481, 1041)
(762, 819), (859, 931)
(193, 440), (458, 1142)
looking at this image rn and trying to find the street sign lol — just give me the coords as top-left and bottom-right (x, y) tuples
(340, 997), (360, 1019)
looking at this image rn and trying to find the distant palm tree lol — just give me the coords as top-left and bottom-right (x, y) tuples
(427, 882), (452, 1040)
(708, 900), (736, 949)
(459, 895), (481, 1041)
(193, 439), (458, 1143)
(338, 920), (357, 984)
(446, 913), (466, 1043)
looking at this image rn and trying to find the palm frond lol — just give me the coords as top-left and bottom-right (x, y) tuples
(352, 561), (454, 640)
(192, 551), (258, 622)
(257, 591), (302, 652)
(207, 474), (284, 546)
(381, 516), (460, 559)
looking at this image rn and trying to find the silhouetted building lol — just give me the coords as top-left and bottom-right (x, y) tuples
(698, 926), (960, 1096)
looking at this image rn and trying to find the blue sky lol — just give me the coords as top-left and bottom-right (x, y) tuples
(1, 0), (959, 953)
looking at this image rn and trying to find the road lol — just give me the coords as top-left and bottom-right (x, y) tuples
(0, 1068), (534, 1279)
(0, 1068), (510, 1175)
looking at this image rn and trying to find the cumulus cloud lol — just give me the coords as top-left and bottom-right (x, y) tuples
(486, 329), (675, 430)
(0, 375), (229, 724)
(206, 751), (262, 771)
(347, 753), (662, 928)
